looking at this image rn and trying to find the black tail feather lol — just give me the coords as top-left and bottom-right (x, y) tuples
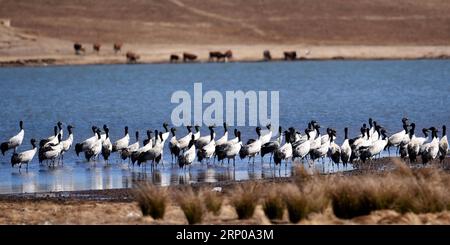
(75, 143), (83, 156)
(1, 142), (9, 156)
(11, 153), (20, 166)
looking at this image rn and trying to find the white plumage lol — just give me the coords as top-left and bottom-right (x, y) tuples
(340, 128), (352, 165)
(11, 138), (37, 169)
(60, 125), (74, 161)
(273, 131), (292, 165)
(293, 129), (311, 161)
(177, 126), (193, 151)
(178, 136), (196, 168)
(198, 131), (216, 162)
(75, 126), (98, 156)
(215, 123), (229, 146)
(112, 126), (130, 152)
(84, 129), (102, 161)
(421, 127), (439, 164)
(1, 120), (25, 155)
(195, 126), (215, 149)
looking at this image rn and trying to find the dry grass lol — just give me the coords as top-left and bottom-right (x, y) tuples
(230, 183), (260, 219)
(134, 183), (167, 219)
(2, 0), (450, 45)
(328, 164), (450, 218)
(201, 189), (223, 216)
(262, 188), (285, 221)
(289, 160), (450, 219)
(282, 180), (329, 223)
(176, 188), (204, 224)
(3, 160), (450, 224)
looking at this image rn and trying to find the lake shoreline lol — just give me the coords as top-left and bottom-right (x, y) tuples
(1, 159), (450, 224)
(1, 156), (441, 201)
(2, 45), (450, 68)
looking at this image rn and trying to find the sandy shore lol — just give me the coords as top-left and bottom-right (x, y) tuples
(2, 25), (450, 67)
(2, 198), (450, 225)
(2, 43), (450, 67)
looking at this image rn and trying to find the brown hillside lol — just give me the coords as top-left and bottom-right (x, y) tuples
(1, 0), (450, 45)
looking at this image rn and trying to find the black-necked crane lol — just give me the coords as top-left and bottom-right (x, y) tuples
(11, 138), (37, 171)
(1, 120), (25, 155)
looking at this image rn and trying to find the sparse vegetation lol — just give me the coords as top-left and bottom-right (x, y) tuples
(177, 188), (204, 224)
(282, 183), (328, 223)
(329, 162), (450, 218)
(262, 189), (285, 221)
(230, 183), (260, 219)
(134, 183), (167, 219)
(129, 161), (450, 224)
(201, 189), (223, 216)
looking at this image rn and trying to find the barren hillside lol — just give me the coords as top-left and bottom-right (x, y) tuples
(1, 0), (450, 45)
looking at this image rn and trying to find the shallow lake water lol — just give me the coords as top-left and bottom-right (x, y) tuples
(0, 60), (448, 194)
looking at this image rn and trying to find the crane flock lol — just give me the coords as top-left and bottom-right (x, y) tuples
(0, 118), (448, 172)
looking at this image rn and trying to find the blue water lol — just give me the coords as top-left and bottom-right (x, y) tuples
(0, 60), (449, 194)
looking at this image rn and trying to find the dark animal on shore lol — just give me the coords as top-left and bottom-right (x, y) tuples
(126, 52), (140, 63)
(73, 43), (85, 55)
(224, 50), (233, 61)
(209, 51), (224, 62)
(93, 43), (101, 53)
(170, 54), (179, 63)
(209, 50), (233, 62)
(284, 51), (297, 60)
(263, 50), (272, 61)
(183, 52), (197, 62)
(113, 43), (122, 54)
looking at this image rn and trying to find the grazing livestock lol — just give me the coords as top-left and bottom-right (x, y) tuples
(170, 54), (179, 63)
(183, 52), (197, 62)
(263, 50), (272, 61)
(284, 51), (297, 60)
(126, 52), (140, 63)
(93, 43), (101, 53)
(74, 43), (85, 55)
(209, 51), (224, 62)
(113, 43), (122, 53)
(209, 50), (233, 62)
(224, 50), (233, 61)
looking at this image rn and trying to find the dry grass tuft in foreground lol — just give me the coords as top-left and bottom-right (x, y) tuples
(230, 183), (260, 219)
(134, 183), (167, 219)
(262, 188), (285, 221)
(201, 189), (223, 216)
(325, 162), (450, 219)
(130, 160), (450, 224)
(176, 188), (205, 224)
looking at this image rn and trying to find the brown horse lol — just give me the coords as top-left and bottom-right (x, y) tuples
(284, 51), (297, 60)
(183, 52), (197, 62)
(126, 52), (140, 63)
(114, 43), (122, 54)
(263, 50), (272, 61)
(170, 54), (179, 63)
(73, 43), (85, 55)
(93, 43), (101, 53)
